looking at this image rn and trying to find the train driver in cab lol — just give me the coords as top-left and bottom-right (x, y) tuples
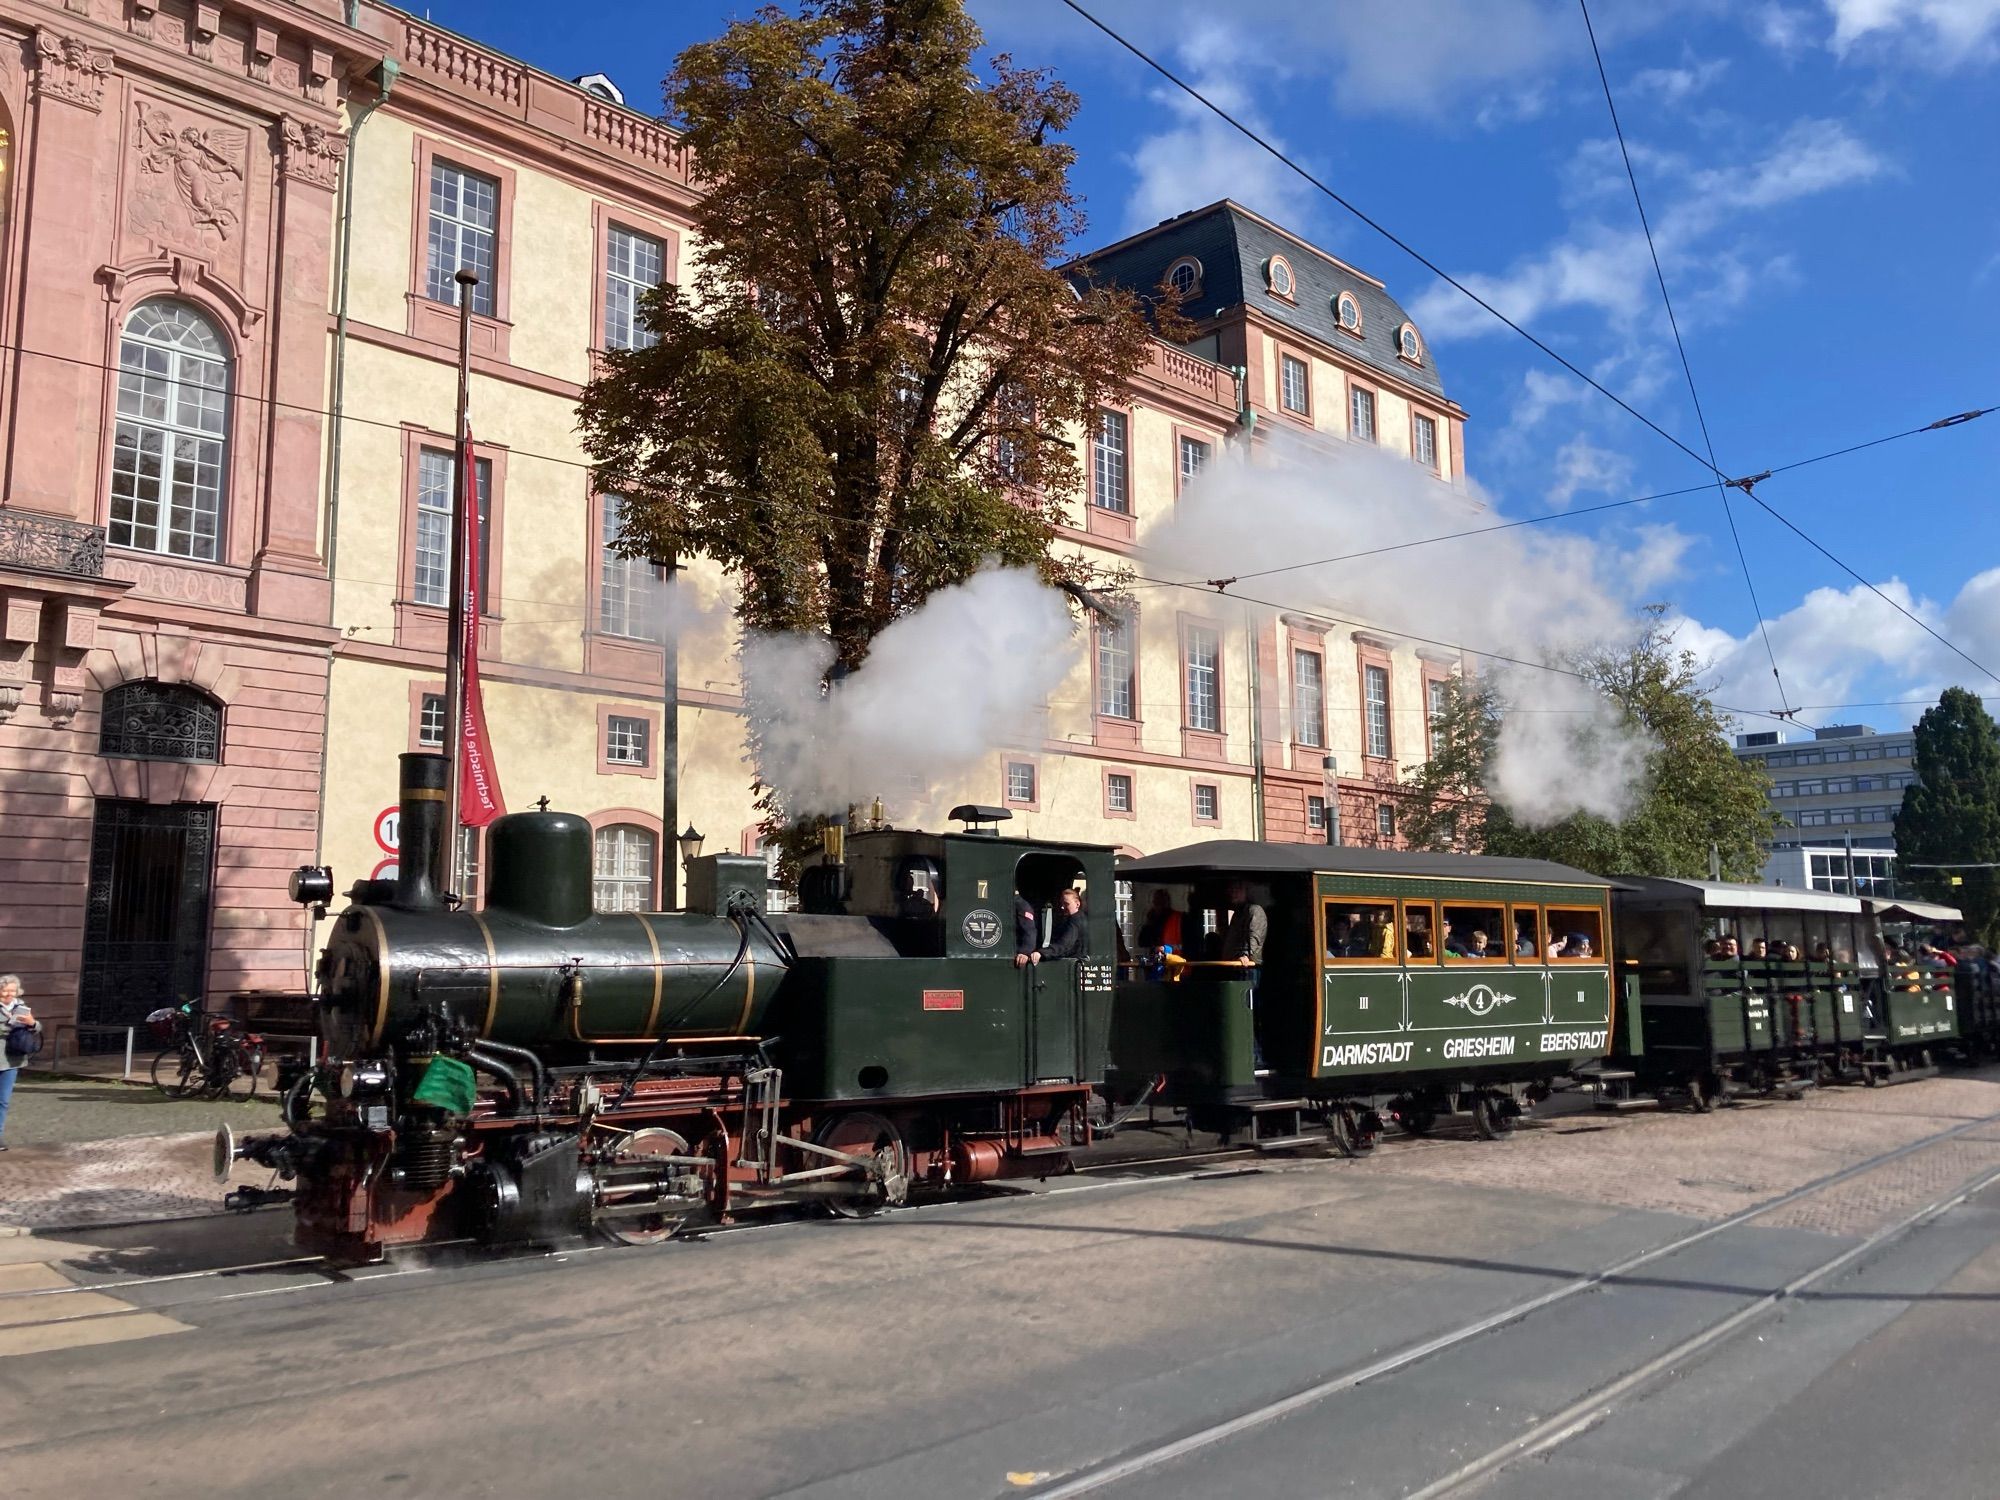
(1018, 888), (1088, 967)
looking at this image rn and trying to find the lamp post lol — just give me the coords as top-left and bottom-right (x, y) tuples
(677, 824), (705, 871)
(1321, 754), (1341, 846)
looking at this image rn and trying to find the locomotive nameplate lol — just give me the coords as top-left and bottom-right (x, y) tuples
(962, 908), (1002, 949)
(923, 989), (965, 1012)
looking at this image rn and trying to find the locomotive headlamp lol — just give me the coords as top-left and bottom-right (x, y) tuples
(289, 865), (335, 908)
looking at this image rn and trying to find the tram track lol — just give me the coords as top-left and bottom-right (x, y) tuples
(1028, 1097), (2000, 1499)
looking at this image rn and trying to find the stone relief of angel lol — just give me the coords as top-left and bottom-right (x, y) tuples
(135, 104), (245, 245)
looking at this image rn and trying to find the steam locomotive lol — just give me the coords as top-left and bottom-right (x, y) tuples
(225, 752), (1115, 1263)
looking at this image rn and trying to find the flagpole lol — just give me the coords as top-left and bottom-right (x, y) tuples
(441, 267), (478, 898)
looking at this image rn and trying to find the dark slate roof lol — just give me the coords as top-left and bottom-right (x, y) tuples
(1119, 841), (1610, 887)
(1070, 201), (1449, 402)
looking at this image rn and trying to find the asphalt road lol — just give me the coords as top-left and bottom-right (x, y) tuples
(3, 1082), (2000, 1500)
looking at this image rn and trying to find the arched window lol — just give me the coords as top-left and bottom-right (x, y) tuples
(593, 823), (656, 912)
(99, 680), (222, 763)
(1166, 257), (1202, 300)
(1398, 323), (1422, 363)
(1336, 292), (1361, 333)
(1264, 255), (1295, 299)
(110, 301), (229, 561)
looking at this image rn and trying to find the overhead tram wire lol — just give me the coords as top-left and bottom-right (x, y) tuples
(1578, 0), (1800, 725)
(1060, 0), (2000, 700)
(1125, 402), (1993, 591)
(1056, 0), (1723, 480)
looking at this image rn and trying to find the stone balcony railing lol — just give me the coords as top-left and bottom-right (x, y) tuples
(0, 511), (106, 579)
(1144, 342), (1237, 407)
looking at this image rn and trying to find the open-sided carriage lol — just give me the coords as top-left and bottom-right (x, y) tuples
(1610, 878), (1959, 1103)
(1107, 843), (1632, 1152)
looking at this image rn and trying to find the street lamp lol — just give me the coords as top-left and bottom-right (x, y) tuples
(677, 823), (705, 870)
(1321, 755), (1341, 847)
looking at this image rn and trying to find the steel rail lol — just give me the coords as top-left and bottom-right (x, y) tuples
(1030, 1101), (2000, 1499)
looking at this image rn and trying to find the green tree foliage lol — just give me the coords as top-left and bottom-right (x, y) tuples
(577, 0), (1161, 669)
(1395, 676), (1495, 855)
(1399, 612), (1781, 879)
(1895, 687), (2000, 940)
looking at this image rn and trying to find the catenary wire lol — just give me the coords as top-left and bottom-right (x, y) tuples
(1059, 0), (2000, 699)
(1580, 0), (1799, 722)
(1056, 0), (1721, 478)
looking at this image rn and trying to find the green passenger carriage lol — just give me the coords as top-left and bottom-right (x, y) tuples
(1610, 878), (1960, 1103)
(1109, 843), (1630, 1151)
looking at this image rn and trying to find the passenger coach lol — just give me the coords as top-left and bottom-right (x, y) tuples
(1109, 844), (1630, 1151)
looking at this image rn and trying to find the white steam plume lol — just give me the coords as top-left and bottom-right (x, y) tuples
(1155, 437), (1655, 826)
(743, 566), (1079, 819)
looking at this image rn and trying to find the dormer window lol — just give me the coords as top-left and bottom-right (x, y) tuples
(1398, 323), (1423, 364)
(1336, 292), (1361, 334)
(1165, 256), (1202, 300)
(1264, 255), (1295, 300)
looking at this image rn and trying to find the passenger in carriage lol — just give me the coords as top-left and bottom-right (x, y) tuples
(1515, 920), (1539, 957)
(1746, 938), (1768, 960)
(1546, 934), (1568, 960)
(1405, 910), (1434, 959)
(1565, 932), (1594, 959)
(1326, 915), (1354, 960)
(1137, 889), (1183, 958)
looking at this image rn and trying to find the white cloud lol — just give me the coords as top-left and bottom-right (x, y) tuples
(1119, 26), (1316, 232)
(1667, 567), (2000, 729)
(1629, 57), (1731, 102)
(1614, 523), (1700, 597)
(1824, 0), (2000, 60)
(1547, 436), (1637, 509)
(1681, 119), (1890, 210)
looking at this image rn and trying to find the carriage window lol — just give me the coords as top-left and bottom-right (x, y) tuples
(1619, 908), (1690, 996)
(1401, 900), (1438, 964)
(1441, 903), (1508, 961)
(1511, 906), (1544, 960)
(1548, 906), (1603, 962)
(1323, 900), (1396, 963)
(1764, 911), (1806, 961)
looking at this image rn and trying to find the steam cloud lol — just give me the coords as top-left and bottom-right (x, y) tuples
(1153, 437), (1655, 826)
(742, 567), (1078, 819)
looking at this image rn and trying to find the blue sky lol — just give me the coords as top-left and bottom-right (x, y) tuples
(422, 0), (1999, 734)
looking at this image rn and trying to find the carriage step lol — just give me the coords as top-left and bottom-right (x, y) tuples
(1590, 1069), (1638, 1083)
(1252, 1133), (1322, 1152)
(1248, 1098), (1311, 1112)
(1594, 1095), (1661, 1112)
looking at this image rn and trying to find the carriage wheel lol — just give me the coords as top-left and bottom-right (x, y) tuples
(815, 1112), (909, 1219)
(1470, 1093), (1516, 1141)
(597, 1128), (700, 1247)
(1686, 1074), (1715, 1114)
(1326, 1109), (1377, 1157)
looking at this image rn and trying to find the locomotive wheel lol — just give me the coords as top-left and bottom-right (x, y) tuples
(597, 1128), (699, 1247)
(815, 1112), (909, 1219)
(1470, 1094), (1516, 1141)
(1326, 1110), (1360, 1157)
(1686, 1074), (1715, 1113)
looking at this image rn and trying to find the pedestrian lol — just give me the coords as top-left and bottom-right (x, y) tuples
(0, 973), (41, 1150)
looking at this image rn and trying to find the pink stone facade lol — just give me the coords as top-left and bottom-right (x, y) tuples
(0, 0), (382, 1039)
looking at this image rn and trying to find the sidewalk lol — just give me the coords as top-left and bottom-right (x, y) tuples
(0, 1076), (284, 1233)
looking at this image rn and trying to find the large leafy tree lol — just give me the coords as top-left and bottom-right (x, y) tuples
(1895, 687), (2000, 940)
(578, 0), (1161, 670)
(1399, 613), (1780, 879)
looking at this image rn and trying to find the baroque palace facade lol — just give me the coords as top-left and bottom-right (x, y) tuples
(0, 0), (1467, 1041)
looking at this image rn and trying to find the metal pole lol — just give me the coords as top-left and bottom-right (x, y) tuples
(1323, 754), (1341, 846)
(1245, 606), (1265, 841)
(123, 1026), (134, 1081)
(660, 552), (680, 910)
(441, 268), (478, 896)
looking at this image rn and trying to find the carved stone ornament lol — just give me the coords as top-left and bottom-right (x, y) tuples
(32, 28), (113, 112)
(279, 115), (346, 191)
(132, 101), (246, 249)
(0, 685), (20, 725)
(45, 689), (83, 727)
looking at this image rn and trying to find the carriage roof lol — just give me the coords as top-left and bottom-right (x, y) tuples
(1117, 841), (1612, 887)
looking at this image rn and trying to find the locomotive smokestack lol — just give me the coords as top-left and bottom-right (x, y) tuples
(396, 751), (449, 911)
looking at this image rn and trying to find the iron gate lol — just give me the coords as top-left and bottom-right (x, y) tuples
(77, 799), (217, 1031)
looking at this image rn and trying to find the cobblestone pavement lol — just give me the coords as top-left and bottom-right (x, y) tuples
(0, 1076), (280, 1233)
(0, 1073), (278, 1147)
(1374, 1070), (2000, 1233)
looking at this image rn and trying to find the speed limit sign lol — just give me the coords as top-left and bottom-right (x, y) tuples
(373, 806), (400, 854)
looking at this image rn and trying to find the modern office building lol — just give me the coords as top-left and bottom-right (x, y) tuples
(1736, 723), (1918, 893)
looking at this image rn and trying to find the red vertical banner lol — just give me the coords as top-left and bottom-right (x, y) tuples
(457, 428), (506, 827)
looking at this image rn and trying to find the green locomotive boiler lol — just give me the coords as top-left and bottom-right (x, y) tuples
(1109, 843), (1633, 1150)
(226, 753), (1116, 1262)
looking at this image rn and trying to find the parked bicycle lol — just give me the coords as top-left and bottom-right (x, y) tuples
(147, 1002), (266, 1100)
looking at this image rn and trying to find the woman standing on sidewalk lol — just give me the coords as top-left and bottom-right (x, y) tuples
(0, 974), (38, 1150)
